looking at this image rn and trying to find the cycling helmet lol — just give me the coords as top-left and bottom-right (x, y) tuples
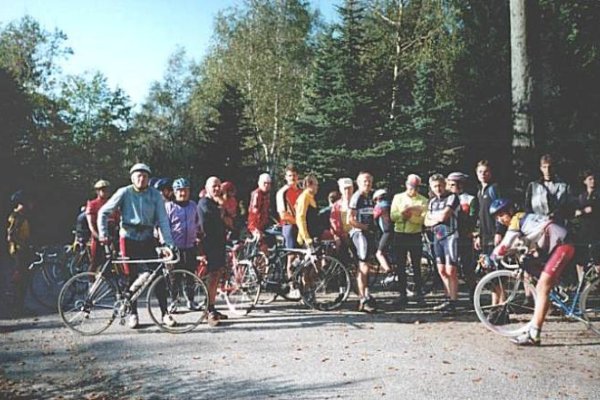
(93, 179), (110, 189)
(372, 189), (387, 201)
(172, 178), (190, 191)
(10, 190), (26, 205)
(221, 181), (236, 195)
(129, 163), (151, 175)
(489, 198), (513, 216)
(153, 178), (172, 191)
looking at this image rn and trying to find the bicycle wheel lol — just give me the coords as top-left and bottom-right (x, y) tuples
(147, 269), (208, 333)
(58, 272), (117, 335)
(30, 262), (69, 309)
(474, 269), (537, 337)
(223, 260), (261, 315)
(299, 256), (351, 311)
(580, 277), (600, 336)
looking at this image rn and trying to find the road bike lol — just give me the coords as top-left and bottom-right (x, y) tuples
(474, 243), (600, 337)
(28, 246), (69, 309)
(58, 247), (208, 335)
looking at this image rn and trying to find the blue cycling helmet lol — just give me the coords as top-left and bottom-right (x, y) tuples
(489, 198), (513, 216)
(153, 178), (172, 191)
(172, 178), (190, 191)
(10, 190), (26, 205)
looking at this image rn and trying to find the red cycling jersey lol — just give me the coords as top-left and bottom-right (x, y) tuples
(247, 188), (270, 234)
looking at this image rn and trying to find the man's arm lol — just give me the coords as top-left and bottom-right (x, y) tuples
(98, 189), (124, 241)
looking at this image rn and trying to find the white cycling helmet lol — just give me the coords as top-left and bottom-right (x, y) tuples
(129, 163), (151, 175)
(372, 189), (387, 201)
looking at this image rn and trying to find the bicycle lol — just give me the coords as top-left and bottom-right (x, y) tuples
(474, 243), (600, 337)
(195, 241), (261, 316)
(64, 232), (91, 276)
(58, 246), (208, 335)
(28, 246), (69, 310)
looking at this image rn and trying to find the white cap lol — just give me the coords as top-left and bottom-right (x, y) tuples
(447, 172), (469, 182)
(337, 177), (353, 189)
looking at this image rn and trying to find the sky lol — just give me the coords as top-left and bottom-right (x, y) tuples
(1, 0), (338, 106)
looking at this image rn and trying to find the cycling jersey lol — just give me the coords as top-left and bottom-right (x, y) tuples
(98, 185), (174, 245)
(247, 188), (270, 234)
(525, 178), (570, 224)
(295, 189), (319, 245)
(493, 212), (567, 258)
(7, 210), (30, 256)
(457, 192), (476, 238)
(390, 191), (428, 234)
(428, 193), (460, 240)
(165, 200), (199, 249)
(330, 200), (352, 239)
(276, 184), (302, 225)
(349, 191), (374, 236)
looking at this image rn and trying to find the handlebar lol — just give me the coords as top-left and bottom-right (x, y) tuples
(110, 246), (180, 265)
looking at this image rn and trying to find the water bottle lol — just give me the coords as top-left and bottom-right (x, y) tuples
(129, 272), (151, 293)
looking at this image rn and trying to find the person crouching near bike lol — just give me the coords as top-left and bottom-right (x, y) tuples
(198, 177), (228, 327)
(86, 180), (119, 274)
(165, 178), (201, 320)
(425, 174), (461, 314)
(98, 163), (176, 329)
(488, 198), (575, 346)
(6, 190), (34, 316)
(349, 171), (377, 313)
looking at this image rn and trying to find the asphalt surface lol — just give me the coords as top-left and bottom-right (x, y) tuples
(1, 286), (599, 400)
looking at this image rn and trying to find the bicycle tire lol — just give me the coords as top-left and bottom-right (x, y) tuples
(147, 269), (208, 333)
(224, 260), (261, 315)
(473, 269), (537, 337)
(58, 272), (117, 335)
(580, 277), (600, 336)
(299, 256), (351, 311)
(30, 262), (68, 309)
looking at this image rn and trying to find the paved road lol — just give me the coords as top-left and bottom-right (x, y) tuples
(1, 291), (599, 400)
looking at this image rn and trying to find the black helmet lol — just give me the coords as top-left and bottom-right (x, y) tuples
(153, 178), (172, 191)
(489, 198), (512, 216)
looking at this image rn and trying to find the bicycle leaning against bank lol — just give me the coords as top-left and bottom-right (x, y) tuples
(58, 246), (209, 335)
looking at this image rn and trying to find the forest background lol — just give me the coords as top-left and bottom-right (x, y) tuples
(1, 0), (599, 243)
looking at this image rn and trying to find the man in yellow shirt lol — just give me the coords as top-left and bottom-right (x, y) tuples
(296, 174), (320, 248)
(390, 174), (428, 306)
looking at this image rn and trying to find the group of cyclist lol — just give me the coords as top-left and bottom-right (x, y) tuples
(6, 153), (599, 346)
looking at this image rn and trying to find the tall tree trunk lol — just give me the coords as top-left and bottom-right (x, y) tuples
(510, 0), (535, 194)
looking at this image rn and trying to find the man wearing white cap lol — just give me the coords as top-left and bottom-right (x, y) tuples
(98, 163), (175, 328)
(390, 174), (428, 306)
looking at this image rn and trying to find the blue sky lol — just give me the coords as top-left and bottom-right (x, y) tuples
(1, 0), (338, 106)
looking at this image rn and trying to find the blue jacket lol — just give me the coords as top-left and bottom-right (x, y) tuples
(165, 200), (199, 249)
(98, 185), (174, 245)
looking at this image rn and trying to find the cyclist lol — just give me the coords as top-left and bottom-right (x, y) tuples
(98, 163), (175, 329)
(165, 178), (200, 314)
(488, 198), (575, 346)
(372, 189), (393, 279)
(74, 205), (91, 245)
(525, 154), (571, 226)
(319, 190), (341, 240)
(446, 172), (478, 304)
(296, 174), (320, 248)
(248, 173), (272, 249)
(330, 178), (354, 267)
(154, 178), (174, 202)
(276, 165), (303, 295)
(197, 176), (228, 326)
(220, 181), (238, 239)
(349, 171), (377, 313)
(6, 190), (34, 314)
(574, 170), (600, 278)
(425, 173), (461, 313)
(86, 180), (118, 273)
(473, 160), (505, 255)
(390, 174), (428, 306)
